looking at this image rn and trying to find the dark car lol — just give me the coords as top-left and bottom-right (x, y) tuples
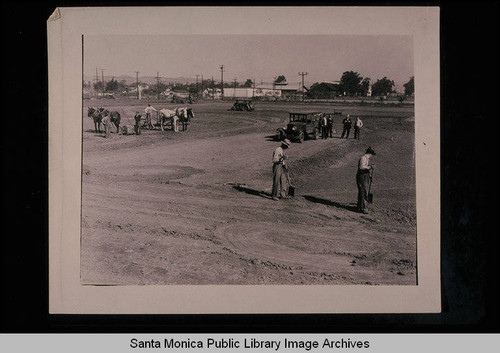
(276, 111), (322, 143)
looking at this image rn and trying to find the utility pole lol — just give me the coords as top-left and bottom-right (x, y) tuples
(234, 78), (237, 97)
(220, 65), (225, 100)
(135, 71), (140, 99)
(94, 68), (99, 98)
(211, 76), (215, 100)
(94, 68), (99, 85)
(201, 75), (204, 96)
(156, 72), (161, 100)
(101, 69), (105, 97)
(298, 72), (308, 100)
(195, 74), (200, 100)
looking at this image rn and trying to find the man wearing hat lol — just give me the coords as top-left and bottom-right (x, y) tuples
(356, 147), (376, 213)
(341, 114), (352, 138)
(271, 139), (291, 201)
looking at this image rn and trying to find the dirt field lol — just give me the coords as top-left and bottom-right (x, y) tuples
(81, 99), (416, 285)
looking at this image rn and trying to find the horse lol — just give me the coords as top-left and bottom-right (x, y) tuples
(159, 108), (179, 132)
(87, 107), (103, 133)
(108, 111), (121, 133)
(178, 107), (194, 131)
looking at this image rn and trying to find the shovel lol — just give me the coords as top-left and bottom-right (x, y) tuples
(285, 168), (295, 197)
(367, 168), (374, 204)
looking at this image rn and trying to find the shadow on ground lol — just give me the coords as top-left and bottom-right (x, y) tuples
(265, 134), (280, 142)
(233, 185), (273, 199)
(303, 195), (358, 213)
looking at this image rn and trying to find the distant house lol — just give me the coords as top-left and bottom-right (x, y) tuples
(124, 83), (149, 99)
(279, 84), (301, 99)
(307, 82), (342, 99)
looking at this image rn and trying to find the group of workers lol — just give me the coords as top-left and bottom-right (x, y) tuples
(133, 104), (166, 135)
(317, 113), (365, 140)
(318, 114), (335, 139)
(341, 114), (364, 139)
(134, 104), (158, 135)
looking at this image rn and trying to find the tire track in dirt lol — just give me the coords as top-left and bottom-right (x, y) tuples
(215, 221), (416, 284)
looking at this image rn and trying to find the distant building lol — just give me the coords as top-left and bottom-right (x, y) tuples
(203, 88), (223, 100)
(224, 87), (255, 99)
(307, 81), (342, 99)
(202, 83), (300, 100)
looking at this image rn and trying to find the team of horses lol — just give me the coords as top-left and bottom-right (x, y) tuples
(87, 106), (194, 134)
(87, 107), (121, 133)
(158, 107), (194, 132)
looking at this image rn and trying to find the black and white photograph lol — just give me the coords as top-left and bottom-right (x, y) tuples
(81, 34), (416, 286)
(48, 7), (441, 314)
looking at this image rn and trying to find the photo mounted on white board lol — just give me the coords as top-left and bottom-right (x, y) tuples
(48, 6), (440, 314)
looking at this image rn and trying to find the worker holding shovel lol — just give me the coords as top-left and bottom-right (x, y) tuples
(356, 147), (376, 214)
(271, 139), (291, 201)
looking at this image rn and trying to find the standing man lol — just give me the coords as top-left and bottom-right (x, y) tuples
(356, 147), (376, 214)
(134, 112), (142, 135)
(354, 117), (363, 139)
(144, 104), (157, 129)
(341, 114), (352, 138)
(320, 113), (328, 139)
(327, 114), (334, 138)
(271, 139), (291, 201)
(101, 113), (111, 138)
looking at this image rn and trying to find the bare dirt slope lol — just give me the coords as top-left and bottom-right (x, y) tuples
(81, 100), (416, 285)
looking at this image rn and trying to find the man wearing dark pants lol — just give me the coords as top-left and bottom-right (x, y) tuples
(341, 114), (352, 138)
(354, 117), (363, 139)
(271, 139), (291, 201)
(327, 114), (334, 138)
(134, 112), (142, 135)
(356, 147), (376, 214)
(320, 113), (328, 139)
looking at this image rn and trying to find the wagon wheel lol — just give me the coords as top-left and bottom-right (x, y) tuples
(298, 131), (304, 143)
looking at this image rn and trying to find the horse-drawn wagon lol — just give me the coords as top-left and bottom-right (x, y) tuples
(158, 108), (194, 132)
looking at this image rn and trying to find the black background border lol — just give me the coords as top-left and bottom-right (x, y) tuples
(1, 2), (498, 333)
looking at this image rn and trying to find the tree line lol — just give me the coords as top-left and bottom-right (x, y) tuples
(306, 72), (414, 98)
(83, 73), (414, 98)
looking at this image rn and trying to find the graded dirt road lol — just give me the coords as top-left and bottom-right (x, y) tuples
(81, 99), (416, 285)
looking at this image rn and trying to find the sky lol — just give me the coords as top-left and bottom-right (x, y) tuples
(84, 34), (413, 91)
